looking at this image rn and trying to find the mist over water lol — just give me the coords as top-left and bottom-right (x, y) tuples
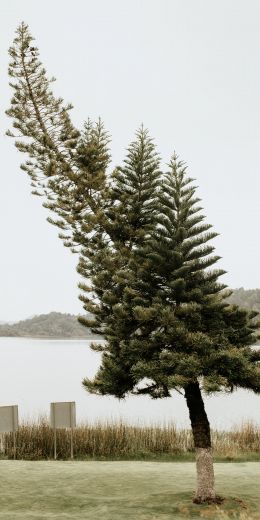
(0, 338), (259, 429)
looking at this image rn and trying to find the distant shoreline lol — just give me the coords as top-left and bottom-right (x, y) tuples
(0, 336), (258, 345)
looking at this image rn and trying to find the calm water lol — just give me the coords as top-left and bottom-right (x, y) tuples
(0, 338), (259, 429)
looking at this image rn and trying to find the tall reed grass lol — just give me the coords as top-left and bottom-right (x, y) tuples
(2, 419), (259, 460)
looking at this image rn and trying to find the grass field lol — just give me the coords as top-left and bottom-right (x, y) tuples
(0, 461), (259, 519)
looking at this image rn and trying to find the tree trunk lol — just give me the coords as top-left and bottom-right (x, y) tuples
(185, 381), (216, 503)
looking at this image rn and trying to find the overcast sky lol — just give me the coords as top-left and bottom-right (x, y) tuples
(1, 0), (260, 321)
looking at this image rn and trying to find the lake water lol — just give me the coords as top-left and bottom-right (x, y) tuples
(0, 338), (259, 429)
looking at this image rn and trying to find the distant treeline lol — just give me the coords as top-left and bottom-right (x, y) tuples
(0, 312), (99, 338)
(228, 288), (260, 314)
(228, 288), (260, 343)
(0, 289), (259, 338)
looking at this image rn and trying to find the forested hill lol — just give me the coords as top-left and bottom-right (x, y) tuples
(0, 312), (100, 338)
(228, 288), (260, 313)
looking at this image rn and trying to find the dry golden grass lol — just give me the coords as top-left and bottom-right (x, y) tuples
(212, 422), (260, 459)
(2, 419), (259, 460)
(211, 509), (257, 520)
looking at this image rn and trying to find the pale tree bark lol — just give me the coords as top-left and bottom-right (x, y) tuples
(185, 381), (218, 503)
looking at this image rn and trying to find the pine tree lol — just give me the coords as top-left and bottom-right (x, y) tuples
(82, 155), (260, 502)
(6, 23), (112, 253)
(7, 23), (79, 194)
(79, 127), (162, 351)
(6, 24), (260, 504)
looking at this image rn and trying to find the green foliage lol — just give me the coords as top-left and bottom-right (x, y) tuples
(84, 156), (260, 398)
(6, 24), (260, 405)
(109, 126), (161, 244)
(7, 23), (79, 194)
(6, 22), (111, 257)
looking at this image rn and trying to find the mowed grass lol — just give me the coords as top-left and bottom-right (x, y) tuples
(0, 461), (259, 520)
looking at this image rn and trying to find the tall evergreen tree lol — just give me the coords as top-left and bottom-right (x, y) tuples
(6, 23), (112, 253)
(83, 154), (260, 502)
(79, 127), (162, 358)
(6, 23), (260, 504)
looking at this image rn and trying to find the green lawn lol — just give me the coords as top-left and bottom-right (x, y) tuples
(0, 461), (259, 519)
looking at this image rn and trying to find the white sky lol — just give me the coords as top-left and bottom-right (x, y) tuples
(1, 0), (260, 321)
